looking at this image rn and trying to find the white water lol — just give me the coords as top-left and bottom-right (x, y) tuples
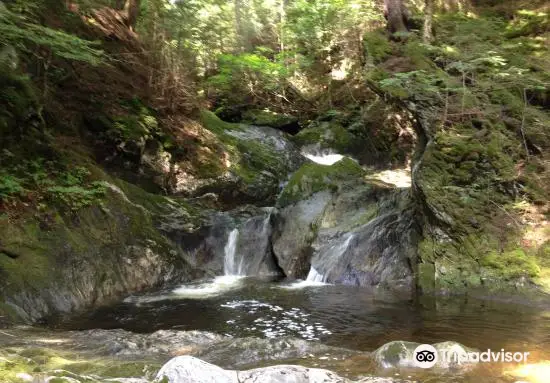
(280, 235), (356, 289)
(303, 153), (344, 165)
(223, 229), (241, 276)
(172, 275), (244, 298)
(277, 267), (328, 290)
(306, 267), (326, 282)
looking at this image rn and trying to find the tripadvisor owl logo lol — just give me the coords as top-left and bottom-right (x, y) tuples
(413, 344), (438, 368)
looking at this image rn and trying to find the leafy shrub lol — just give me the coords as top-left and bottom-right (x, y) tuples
(207, 52), (290, 104)
(0, 174), (24, 200)
(46, 182), (106, 211)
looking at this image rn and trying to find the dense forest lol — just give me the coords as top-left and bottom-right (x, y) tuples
(0, 0), (550, 382)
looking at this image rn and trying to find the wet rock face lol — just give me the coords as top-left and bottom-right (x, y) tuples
(311, 192), (418, 289)
(180, 207), (282, 277)
(272, 191), (333, 279)
(272, 181), (419, 290)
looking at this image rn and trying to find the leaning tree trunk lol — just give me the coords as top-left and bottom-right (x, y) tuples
(115, 0), (140, 31)
(423, 0), (434, 43)
(384, 0), (409, 35)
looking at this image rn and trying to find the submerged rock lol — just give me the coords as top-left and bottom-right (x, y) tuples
(194, 336), (361, 369)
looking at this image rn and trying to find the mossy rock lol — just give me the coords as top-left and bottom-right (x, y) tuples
(198, 110), (303, 207)
(241, 109), (300, 134)
(0, 347), (159, 382)
(278, 158), (365, 207)
(292, 121), (356, 153)
(0, 167), (191, 322)
(480, 249), (540, 280)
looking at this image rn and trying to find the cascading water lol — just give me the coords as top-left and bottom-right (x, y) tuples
(308, 234), (355, 283)
(306, 267), (325, 282)
(223, 229), (240, 276)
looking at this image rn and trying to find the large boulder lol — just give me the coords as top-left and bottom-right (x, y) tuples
(0, 179), (193, 323)
(273, 164), (419, 290)
(272, 191), (332, 278)
(189, 111), (304, 208)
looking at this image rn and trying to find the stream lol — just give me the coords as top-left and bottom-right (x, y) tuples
(29, 276), (547, 382)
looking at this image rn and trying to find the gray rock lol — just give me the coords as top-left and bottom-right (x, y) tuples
(155, 356), (412, 383)
(195, 336), (361, 369)
(155, 356), (237, 383)
(272, 191), (333, 278)
(237, 364), (348, 383)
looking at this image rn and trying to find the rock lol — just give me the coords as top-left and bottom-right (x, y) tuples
(310, 188), (418, 289)
(0, 182), (193, 322)
(155, 356), (412, 383)
(237, 364), (347, 383)
(194, 336), (361, 369)
(274, 177), (419, 290)
(195, 111), (304, 208)
(181, 207), (281, 277)
(241, 109), (300, 134)
(272, 192), (333, 278)
(155, 356), (237, 383)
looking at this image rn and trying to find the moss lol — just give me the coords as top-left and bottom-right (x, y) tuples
(241, 109), (297, 128)
(233, 139), (285, 183)
(0, 347), (159, 382)
(363, 31), (392, 64)
(278, 158), (365, 207)
(200, 109), (241, 136)
(481, 249), (540, 279)
(292, 126), (322, 147)
(292, 121), (356, 154)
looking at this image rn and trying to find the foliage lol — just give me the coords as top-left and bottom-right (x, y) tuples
(0, 174), (24, 199)
(0, 1), (103, 65)
(0, 158), (106, 211)
(207, 52), (290, 105)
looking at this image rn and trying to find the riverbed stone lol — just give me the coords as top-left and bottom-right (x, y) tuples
(194, 336), (361, 369)
(155, 356), (410, 383)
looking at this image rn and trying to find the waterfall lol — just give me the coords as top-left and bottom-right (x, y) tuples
(223, 229), (240, 276)
(306, 267), (325, 282)
(307, 234), (355, 283)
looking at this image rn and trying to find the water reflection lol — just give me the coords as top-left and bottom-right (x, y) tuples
(54, 278), (550, 381)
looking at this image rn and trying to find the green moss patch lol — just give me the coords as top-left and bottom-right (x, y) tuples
(278, 158), (365, 207)
(241, 109), (298, 129)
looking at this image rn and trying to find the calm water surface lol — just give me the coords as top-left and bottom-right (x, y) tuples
(58, 277), (550, 359)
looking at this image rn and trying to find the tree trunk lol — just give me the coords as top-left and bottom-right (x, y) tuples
(234, 0), (248, 52)
(384, 0), (409, 35)
(423, 0), (434, 43)
(115, 0), (140, 30)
